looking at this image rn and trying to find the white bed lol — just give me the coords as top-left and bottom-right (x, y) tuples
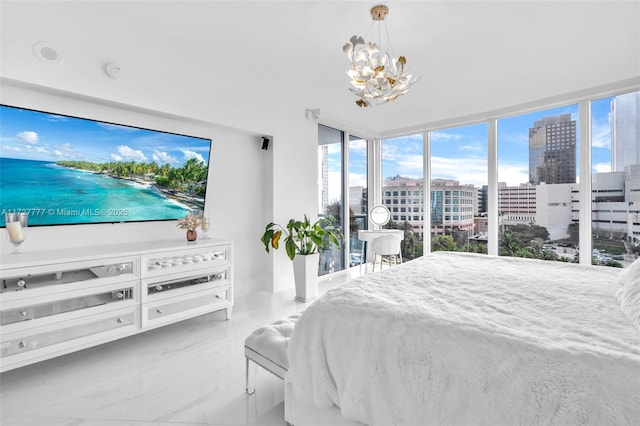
(285, 252), (640, 426)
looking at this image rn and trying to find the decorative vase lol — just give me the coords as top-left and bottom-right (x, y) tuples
(186, 230), (197, 241)
(292, 253), (319, 302)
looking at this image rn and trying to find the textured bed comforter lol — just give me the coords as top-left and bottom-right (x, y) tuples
(286, 252), (640, 426)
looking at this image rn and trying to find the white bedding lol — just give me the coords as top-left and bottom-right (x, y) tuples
(286, 252), (640, 426)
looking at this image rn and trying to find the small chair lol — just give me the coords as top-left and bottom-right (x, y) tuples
(370, 234), (403, 271)
(244, 313), (301, 394)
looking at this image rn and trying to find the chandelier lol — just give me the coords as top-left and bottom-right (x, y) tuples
(343, 5), (419, 107)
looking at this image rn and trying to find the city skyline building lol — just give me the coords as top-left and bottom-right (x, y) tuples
(528, 113), (577, 185)
(381, 176), (475, 239)
(611, 91), (640, 172)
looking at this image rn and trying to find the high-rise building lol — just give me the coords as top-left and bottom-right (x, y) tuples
(498, 183), (537, 225)
(318, 144), (329, 213)
(528, 113), (576, 184)
(381, 176), (475, 239)
(477, 185), (488, 215)
(611, 91), (640, 172)
(382, 175), (426, 238)
(583, 165), (640, 244)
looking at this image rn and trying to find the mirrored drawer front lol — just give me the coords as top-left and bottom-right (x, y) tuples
(1, 287), (134, 326)
(146, 248), (228, 272)
(1, 312), (135, 357)
(1, 261), (135, 293)
(148, 289), (228, 320)
(147, 271), (227, 296)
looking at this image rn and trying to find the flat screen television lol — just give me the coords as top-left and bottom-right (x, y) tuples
(0, 104), (211, 227)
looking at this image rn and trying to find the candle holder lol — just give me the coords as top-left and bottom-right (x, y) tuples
(200, 211), (211, 239)
(5, 212), (28, 254)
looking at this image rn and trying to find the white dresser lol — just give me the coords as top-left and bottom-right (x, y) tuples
(0, 238), (233, 372)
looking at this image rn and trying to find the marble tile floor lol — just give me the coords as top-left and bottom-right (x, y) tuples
(0, 273), (354, 426)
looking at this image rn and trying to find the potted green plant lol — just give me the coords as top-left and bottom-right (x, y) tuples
(261, 214), (343, 302)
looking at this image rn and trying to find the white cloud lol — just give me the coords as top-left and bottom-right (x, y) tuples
(591, 113), (611, 149)
(431, 132), (463, 142)
(17, 131), (38, 144)
(2, 145), (21, 153)
(349, 139), (367, 154)
(327, 170), (342, 204)
(593, 162), (611, 173)
(153, 150), (178, 165)
(327, 143), (341, 154)
(115, 145), (147, 162)
(54, 149), (63, 156)
(180, 149), (205, 164)
(45, 114), (69, 122)
(97, 122), (136, 132)
(394, 154), (424, 179)
(60, 143), (73, 152)
(431, 156), (487, 186)
(111, 154), (123, 161)
(497, 163), (530, 187)
(348, 172), (367, 188)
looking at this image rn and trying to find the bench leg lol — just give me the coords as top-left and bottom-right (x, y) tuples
(245, 357), (256, 395)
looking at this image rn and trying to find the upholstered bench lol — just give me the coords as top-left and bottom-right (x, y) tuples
(244, 312), (302, 394)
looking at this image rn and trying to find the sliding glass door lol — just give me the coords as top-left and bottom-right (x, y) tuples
(317, 125), (345, 275)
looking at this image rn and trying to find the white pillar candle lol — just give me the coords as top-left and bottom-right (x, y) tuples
(6, 221), (24, 243)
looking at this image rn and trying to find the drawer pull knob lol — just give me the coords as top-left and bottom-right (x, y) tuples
(155, 285), (163, 292)
(116, 318), (124, 324)
(114, 292), (124, 299)
(156, 309), (163, 314)
(18, 310), (27, 317)
(17, 279), (26, 287)
(18, 341), (26, 349)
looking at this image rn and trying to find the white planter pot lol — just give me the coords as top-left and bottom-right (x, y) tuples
(292, 253), (319, 302)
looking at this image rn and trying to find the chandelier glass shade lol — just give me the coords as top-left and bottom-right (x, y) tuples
(343, 5), (419, 107)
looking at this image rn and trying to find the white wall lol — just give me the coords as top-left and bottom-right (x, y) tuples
(268, 113), (319, 292)
(0, 82), (277, 297)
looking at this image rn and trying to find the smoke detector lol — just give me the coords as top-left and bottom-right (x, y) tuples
(33, 42), (64, 65)
(105, 63), (121, 79)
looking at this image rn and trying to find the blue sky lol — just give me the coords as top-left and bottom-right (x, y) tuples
(379, 97), (614, 187)
(325, 96), (616, 202)
(0, 105), (211, 166)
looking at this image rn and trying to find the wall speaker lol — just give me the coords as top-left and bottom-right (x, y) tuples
(261, 136), (270, 150)
(33, 41), (64, 65)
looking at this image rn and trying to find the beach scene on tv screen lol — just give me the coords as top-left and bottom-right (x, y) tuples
(0, 105), (210, 227)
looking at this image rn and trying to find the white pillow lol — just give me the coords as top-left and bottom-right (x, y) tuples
(616, 257), (640, 333)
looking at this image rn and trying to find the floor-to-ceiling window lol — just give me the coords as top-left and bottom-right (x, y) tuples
(590, 91), (640, 268)
(317, 125), (345, 275)
(348, 134), (368, 267)
(430, 123), (488, 254)
(318, 91), (637, 274)
(381, 133), (424, 260)
(497, 104), (579, 261)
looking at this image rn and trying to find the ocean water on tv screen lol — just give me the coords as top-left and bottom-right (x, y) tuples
(0, 157), (192, 226)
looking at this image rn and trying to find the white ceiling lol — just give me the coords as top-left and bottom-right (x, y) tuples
(1, 1), (639, 136)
